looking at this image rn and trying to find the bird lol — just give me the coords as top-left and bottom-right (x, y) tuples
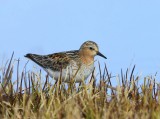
(25, 41), (107, 83)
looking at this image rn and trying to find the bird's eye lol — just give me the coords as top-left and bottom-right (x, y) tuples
(89, 47), (94, 50)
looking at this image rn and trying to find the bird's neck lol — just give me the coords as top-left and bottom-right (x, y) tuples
(79, 51), (94, 65)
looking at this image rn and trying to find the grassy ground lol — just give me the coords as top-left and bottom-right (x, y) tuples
(0, 53), (160, 119)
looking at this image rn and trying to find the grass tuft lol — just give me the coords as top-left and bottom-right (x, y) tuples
(0, 53), (160, 119)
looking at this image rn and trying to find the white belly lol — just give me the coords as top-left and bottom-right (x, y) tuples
(44, 63), (94, 82)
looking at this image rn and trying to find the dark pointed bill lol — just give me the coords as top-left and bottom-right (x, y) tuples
(97, 51), (107, 59)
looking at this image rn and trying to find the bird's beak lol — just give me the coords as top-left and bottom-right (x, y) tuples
(97, 51), (107, 59)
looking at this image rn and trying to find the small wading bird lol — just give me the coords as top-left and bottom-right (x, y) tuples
(25, 41), (107, 82)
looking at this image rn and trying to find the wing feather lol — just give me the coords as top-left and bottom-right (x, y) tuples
(25, 50), (79, 71)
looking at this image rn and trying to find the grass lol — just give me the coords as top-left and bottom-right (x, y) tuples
(0, 52), (160, 119)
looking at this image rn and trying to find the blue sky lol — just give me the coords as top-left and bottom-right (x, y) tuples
(0, 0), (160, 83)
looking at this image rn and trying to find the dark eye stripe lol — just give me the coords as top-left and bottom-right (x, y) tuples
(89, 47), (94, 50)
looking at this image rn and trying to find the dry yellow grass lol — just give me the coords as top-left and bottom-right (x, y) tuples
(0, 53), (160, 119)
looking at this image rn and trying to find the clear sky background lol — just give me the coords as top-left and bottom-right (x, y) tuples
(0, 0), (160, 83)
